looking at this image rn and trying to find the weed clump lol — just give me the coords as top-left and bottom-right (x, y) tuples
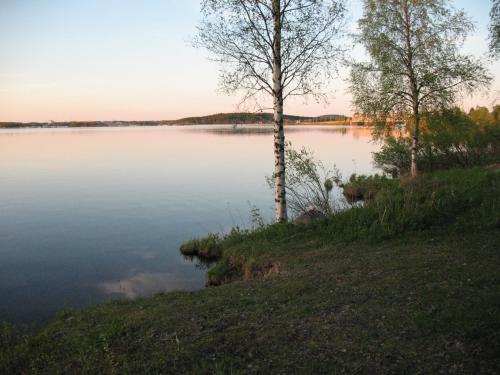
(179, 233), (222, 260)
(341, 173), (395, 202)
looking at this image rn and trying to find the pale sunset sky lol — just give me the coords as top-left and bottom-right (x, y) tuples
(0, 0), (498, 122)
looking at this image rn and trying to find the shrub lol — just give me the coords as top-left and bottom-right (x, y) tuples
(341, 174), (396, 202)
(374, 108), (500, 176)
(267, 142), (342, 216)
(179, 233), (222, 260)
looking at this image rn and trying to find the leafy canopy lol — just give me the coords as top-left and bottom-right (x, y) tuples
(196, 0), (346, 106)
(490, 0), (500, 57)
(351, 0), (491, 119)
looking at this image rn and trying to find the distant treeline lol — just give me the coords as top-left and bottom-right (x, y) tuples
(164, 112), (349, 125)
(167, 112), (286, 125)
(0, 113), (349, 128)
(304, 114), (349, 122)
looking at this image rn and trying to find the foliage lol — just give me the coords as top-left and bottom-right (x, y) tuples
(267, 142), (341, 216)
(351, 0), (491, 116)
(469, 105), (500, 126)
(195, 0), (346, 104)
(350, 0), (491, 176)
(374, 108), (500, 176)
(179, 233), (222, 260)
(490, 0), (500, 58)
(341, 173), (396, 202)
(373, 136), (412, 177)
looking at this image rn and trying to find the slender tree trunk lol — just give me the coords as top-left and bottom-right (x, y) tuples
(403, 0), (419, 178)
(272, 0), (287, 223)
(411, 106), (419, 177)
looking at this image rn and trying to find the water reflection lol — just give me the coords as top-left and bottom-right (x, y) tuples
(98, 272), (195, 299)
(182, 254), (217, 270)
(181, 124), (375, 138)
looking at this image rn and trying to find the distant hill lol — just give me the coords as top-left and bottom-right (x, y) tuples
(164, 112), (299, 125)
(163, 112), (349, 125)
(0, 113), (349, 128)
(307, 114), (349, 122)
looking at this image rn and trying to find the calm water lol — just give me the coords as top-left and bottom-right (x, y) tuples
(0, 125), (379, 325)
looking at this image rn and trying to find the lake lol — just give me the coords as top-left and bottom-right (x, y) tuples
(0, 125), (379, 325)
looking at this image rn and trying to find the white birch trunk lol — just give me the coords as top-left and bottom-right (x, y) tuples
(404, 1), (419, 178)
(410, 133), (418, 177)
(272, 0), (287, 223)
(410, 107), (419, 177)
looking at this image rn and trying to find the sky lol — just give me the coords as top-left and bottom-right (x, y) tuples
(0, 0), (498, 122)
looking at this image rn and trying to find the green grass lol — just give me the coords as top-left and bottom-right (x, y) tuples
(1, 167), (500, 374)
(341, 173), (395, 202)
(179, 233), (222, 260)
(206, 167), (499, 285)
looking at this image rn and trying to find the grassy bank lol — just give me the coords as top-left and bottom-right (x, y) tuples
(1, 167), (499, 374)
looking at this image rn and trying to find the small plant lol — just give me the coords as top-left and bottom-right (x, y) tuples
(249, 203), (266, 229)
(267, 142), (342, 217)
(179, 233), (222, 260)
(179, 239), (199, 256)
(341, 174), (395, 202)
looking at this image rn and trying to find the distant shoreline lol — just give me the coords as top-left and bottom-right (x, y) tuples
(0, 112), (353, 129)
(0, 121), (356, 129)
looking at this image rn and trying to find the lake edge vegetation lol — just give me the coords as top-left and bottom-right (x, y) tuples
(1, 164), (499, 373)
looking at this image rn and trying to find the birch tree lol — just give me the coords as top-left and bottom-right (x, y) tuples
(350, 0), (491, 177)
(490, 0), (500, 58)
(196, 0), (346, 222)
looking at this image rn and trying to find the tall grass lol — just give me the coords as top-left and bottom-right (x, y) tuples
(198, 167), (499, 284)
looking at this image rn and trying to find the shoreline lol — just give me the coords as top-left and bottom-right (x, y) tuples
(0, 122), (358, 129)
(2, 166), (499, 373)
